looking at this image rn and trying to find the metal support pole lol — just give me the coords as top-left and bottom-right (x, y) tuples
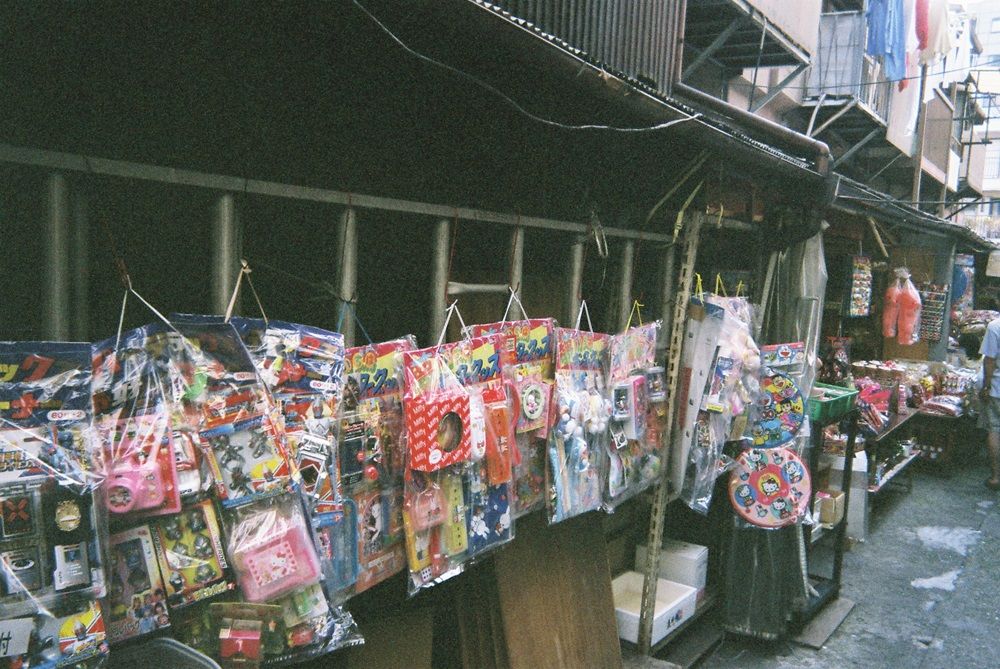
(638, 212), (704, 654)
(70, 189), (89, 340)
(618, 240), (635, 331)
(566, 236), (585, 327)
(658, 244), (676, 349)
(831, 127), (883, 170)
(682, 18), (741, 80)
(211, 193), (239, 315)
(430, 219), (451, 343)
(338, 208), (359, 347)
(750, 63), (807, 113)
(912, 64), (929, 206)
(509, 227), (524, 319)
(44, 173), (70, 340)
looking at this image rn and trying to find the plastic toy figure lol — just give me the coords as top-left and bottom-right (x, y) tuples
(228, 465), (254, 497)
(214, 436), (245, 469)
(193, 534), (214, 559)
(173, 542), (192, 559)
(249, 432), (270, 460)
(195, 562), (217, 584)
(162, 516), (183, 541)
(169, 570), (185, 592)
(186, 509), (206, 533)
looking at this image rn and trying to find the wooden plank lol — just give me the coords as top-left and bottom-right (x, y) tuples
(657, 623), (724, 669)
(494, 511), (623, 669)
(792, 597), (856, 649)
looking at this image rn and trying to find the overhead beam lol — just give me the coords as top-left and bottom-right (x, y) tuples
(810, 98), (859, 138)
(831, 128), (883, 169)
(750, 63), (808, 113)
(0, 143), (674, 244)
(682, 18), (742, 80)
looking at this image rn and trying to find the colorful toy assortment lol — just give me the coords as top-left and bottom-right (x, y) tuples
(401, 335), (514, 592)
(341, 337), (414, 594)
(728, 447), (811, 529)
(749, 372), (805, 449)
(468, 318), (555, 517)
(605, 322), (664, 508)
(0, 342), (109, 668)
(548, 328), (611, 523)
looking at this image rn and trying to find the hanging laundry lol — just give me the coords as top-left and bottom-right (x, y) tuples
(919, 0), (952, 64)
(867, 0), (907, 81)
(915, 0), (929, 50)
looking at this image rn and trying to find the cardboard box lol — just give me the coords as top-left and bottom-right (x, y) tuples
(634, 540), (709, 593)
(816, 490), (845, 525)
(612, 571), (697, 645)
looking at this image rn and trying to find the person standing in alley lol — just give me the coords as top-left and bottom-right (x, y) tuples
(980, 303), (1000, 490)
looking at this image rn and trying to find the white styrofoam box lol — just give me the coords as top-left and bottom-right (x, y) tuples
(634, 539), (708, 592)
(612, 571), (697, 645)
(823, 450), (868, 542)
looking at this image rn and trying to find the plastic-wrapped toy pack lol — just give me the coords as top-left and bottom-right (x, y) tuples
(0, 342), (110, 668)
(401, 335), (515, 593)
(165, 320), (292, 509)
(605, 321), (664, 509)
(547, 329), (611, 524)
(467, 318), (555, 517)
(340, 337), (415, 595)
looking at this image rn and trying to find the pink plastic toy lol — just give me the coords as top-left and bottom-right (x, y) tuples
(228, 501), (321, 602)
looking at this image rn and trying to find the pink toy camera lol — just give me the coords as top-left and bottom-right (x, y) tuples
(106, 457), (166, 514)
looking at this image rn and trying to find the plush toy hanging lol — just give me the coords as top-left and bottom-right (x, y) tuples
(882, 268), (922, 346)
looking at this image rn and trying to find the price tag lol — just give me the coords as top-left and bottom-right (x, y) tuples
(0, 617), (33, 657)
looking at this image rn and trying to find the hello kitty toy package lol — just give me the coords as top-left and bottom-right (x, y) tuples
(547, 328), (612, 524)
(604, 321), (663, 510)
(466, 318), (555, 517)
(401, 334), (514, 594)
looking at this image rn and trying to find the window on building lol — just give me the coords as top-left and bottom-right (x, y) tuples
(988, 144), (1000, 180)
(992, 17), (1000, 34)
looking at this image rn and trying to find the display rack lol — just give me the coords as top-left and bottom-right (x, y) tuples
(797, 406), (859, 625)
(866, 408), (919, 495)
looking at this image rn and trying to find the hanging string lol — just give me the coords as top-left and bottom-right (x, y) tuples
(114, 276), (181, 351)
(694, 273), (705, 303)
(508, 221), (522, 299)
(224, 259), (269, 325)
(575, 300), (594, 332)
(673, 181), (704, 243)
(625, 300), (645, 330)
(444, 214), (459, 308)
(336, 297), (374, 345)
(715, 274), (728, 297)
(735, 280), (745, 298)
(501, 285), (530, 323)
(436, 300), (469, 348)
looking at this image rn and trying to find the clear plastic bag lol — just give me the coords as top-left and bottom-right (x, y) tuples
(467, 318), (556, 517)
(0, 342), (110, 667)
(340, 337), (415, 595)
(604, 321), (664, 510)
(401, 335), (514, 593)
(547, 328), (611, 523)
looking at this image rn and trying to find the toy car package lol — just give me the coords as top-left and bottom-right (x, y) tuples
(0, 342), (107, 620)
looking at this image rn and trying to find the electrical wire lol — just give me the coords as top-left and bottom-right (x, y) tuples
(727, 65), (1000, 92)
(351, 0), (702, 133)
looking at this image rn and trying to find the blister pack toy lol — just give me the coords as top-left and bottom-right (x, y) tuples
(1, 598), (109, 669)
(547, 329), (611, 524)
(106, 524), (169, 643)
(604, 321), (663, 509)
(0, 343), (107, 620)
(340, 337), (414, 595)
(150, 499), (235, 609)
(164, 319), (292, 508)
(401, 334), (514, 593)
(468, 318), (555, 516)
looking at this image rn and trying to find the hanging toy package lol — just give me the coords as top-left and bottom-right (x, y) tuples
(604, 321), (663, 510)
(166, 316), (362, 660)
(401, 333), (514, 593)
(0, 342), (110, 668)
(467, 317), (555, 517)
(883, 268), (922, 346)
(340, 337), (415, 595)
(547, 328), (611, 524)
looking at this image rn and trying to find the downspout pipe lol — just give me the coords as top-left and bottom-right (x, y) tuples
(671, 0), (832, 177)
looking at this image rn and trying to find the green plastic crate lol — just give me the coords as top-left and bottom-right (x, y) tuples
(808, 382), (859, 423)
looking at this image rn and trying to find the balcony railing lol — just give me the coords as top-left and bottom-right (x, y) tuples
(805, 12), (892, 123)
(958, 213), (1000, 241)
